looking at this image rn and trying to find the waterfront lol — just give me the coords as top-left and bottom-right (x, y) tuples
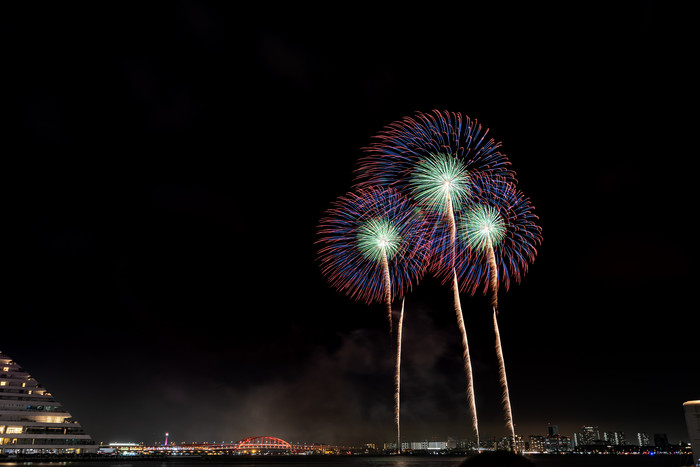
(0, 454), (693, 467)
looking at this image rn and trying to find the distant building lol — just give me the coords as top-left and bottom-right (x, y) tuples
(513, 434), (526, 453)
(580, 426), (600, 445)
(654, 433), (669, 452)
(545, 435), (573, 453)
(637, 432), (650, 447)
(547, 424), (559, 437)
(496, 434), (524, 452)
(0, 350), (97, 454)
(617, 432), (626, 445)
(426, 440), (446, 450)
(683, 401), (700, 467)
(529, 435), (545, 453)
(455, 438), (476, 450)
(398, 439), (453, 451)
(603, 431), (626, 446)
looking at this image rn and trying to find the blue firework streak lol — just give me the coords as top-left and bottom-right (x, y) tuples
(355, 109), (514, 200)
(453, 173), (542, 296)
(316, 187), (431, 305)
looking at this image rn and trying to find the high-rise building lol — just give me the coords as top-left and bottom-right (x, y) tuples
(529, 435), (545, 453)
(637, 432), (650, 447)
(513, 434), (526, 453)
(573, 432), (583, 447)
(544, 423), (571, 453)
(617, 432), (626, 446)
(683, 401), (700, 467)
(0, 350), (96, 454)
(603, 431), (626, 446)
(544, 435), (573, 453)
(581, 426), (600, 445)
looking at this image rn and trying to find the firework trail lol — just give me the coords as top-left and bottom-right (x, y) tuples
(451, 267), (478, 448)
(355, 110), (514, 446)
(486, 235), (515, 449)
(381, 248), (393, 332)
(316, 186), (430, 452)
(394, 297), (405, 453)
(455, 173), (542, 451)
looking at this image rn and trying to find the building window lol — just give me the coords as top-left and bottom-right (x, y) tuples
(0, 381), (6, 386)
(5, 427), (23, 434)
(2, 367), (8, 372)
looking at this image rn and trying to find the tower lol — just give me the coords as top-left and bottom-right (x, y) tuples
(683, 401), (700, 466)
(0, 350), (96, 454)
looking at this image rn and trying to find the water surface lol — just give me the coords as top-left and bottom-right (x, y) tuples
(0, 454), (691, 467)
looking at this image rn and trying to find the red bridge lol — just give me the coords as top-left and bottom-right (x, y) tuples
(232, 436), (296, 453)
(178, 436), (297, 453)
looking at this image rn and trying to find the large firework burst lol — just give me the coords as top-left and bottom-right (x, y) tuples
(316, 186), (430, 309)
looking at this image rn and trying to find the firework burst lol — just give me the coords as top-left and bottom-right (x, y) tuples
(453, 174), (542, 296)
(316, 186), (430, 309)
(354, 110), (514, 446)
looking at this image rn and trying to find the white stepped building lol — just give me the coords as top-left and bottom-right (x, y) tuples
(0, 350), (97, 454)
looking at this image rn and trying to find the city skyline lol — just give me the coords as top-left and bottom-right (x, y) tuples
(86, 424), (700, 448)
(1, 2), (695, 448)
(98, 424), (688, 449)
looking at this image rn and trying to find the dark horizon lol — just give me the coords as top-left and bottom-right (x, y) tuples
(1, 2), (695, 448)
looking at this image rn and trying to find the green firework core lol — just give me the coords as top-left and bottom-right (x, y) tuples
(408, 153), (471, 213)
(462, 204), (506, 251)
(357, 218), (402, 262)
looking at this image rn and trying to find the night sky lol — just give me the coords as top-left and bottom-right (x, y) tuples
(1, 2), (695, 448)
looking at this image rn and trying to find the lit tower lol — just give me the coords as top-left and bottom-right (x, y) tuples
(683, 401), (700, 466)
(164, 432), (169, 446)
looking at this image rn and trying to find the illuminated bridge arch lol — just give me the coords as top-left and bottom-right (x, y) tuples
(234, 436), (296, 453)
